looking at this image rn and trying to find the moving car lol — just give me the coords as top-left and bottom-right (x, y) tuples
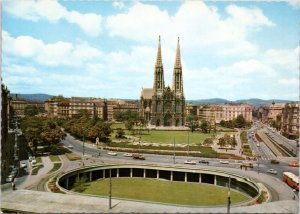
(267, 169), (278, 175)
(20, 163), (27, 168)
(132, 154), (145, 160)
(199, 160), (209, 164)
(219, 160), (229, 164)
(288, 161), (299, 167)
(107, 151), (117, 156)
(270, 159), (280, 164)
(67, 144), (74, 149)
(184, 160), (196, 165)
(123, 153), (132, 157)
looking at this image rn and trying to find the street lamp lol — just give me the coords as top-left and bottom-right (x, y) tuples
(227, 176), (231, 214)
(109, 169), (112, 209)
(173, 137), (176, 164)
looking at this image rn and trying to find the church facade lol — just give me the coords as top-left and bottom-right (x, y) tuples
(140, 36), (185, 127)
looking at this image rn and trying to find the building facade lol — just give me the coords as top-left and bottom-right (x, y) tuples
(261, 102), (285, 124)
(195, 103), (252, 124)
(281, 102), (299, 139)
(10, 95), (27, 118)
(140, 36), (185, 126)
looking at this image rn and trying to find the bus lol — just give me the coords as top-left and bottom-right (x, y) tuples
(282, 172), (299, 191)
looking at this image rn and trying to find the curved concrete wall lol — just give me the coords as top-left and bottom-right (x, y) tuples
(57, 164), (260, 205)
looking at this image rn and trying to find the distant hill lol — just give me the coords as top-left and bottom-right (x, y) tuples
(187, 98), (229, 104)
(11, 93), (53, 102)
(187, 98), (293, 107)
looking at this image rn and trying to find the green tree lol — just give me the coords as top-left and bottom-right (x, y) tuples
(125, 120), (135, 134)
(203, 138), (213, 145)
(200, 120), (209, 133)
(73, 176), (88, 193)
(187, 114), (198, 133)
(24, 106), (39, 117)
(217, 137), (226, 147)
(115, 128), (125, 138)
(235, 114), (246, 128)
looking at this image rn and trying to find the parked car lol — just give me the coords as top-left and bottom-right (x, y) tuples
(31, 162), (37, 167)
(132, 154), (145, 160)
(107, 151), (117, 156)
(184, 160), (197, 165)
(219, 160), (229, 164)
(270, 159), (279, 164)
(123, 153), (133, 157)
(267, 169), (278, 175)
(6, 175), (14, 183)
(199, 160), (209, 164)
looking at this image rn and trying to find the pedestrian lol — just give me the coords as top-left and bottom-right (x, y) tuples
(12, 182), (16, 190)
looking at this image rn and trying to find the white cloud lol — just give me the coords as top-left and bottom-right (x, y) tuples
(106, 1), (274, 57)
(278, 78), (298, 85)
(113, 1), (125, 9)
(4, 0), (102, 36)
(3, 31), (103, 66)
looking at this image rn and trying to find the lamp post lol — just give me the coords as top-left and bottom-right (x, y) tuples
(82, 129), (85, 167)
(109, 169), (112, 209)
(173, 137), (176, 164)
(187, 131), (190, 157)
(227, 176), (231, 214)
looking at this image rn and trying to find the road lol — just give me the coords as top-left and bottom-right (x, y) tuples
(61, 133), (299, 182)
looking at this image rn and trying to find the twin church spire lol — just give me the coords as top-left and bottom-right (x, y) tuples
(153, 36), (183, 96)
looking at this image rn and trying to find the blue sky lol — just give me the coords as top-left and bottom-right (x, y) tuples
(2, 0), (299, 100)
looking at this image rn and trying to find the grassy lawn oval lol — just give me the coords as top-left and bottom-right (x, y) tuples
(71, 178), (250, 206)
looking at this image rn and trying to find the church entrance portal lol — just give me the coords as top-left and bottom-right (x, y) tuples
(164, 114), (172, 126)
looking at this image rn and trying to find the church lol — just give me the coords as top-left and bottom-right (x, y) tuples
(140, 36), (185, 127)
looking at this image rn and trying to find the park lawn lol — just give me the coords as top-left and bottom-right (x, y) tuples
(35, 156), (42, 164)
(65, 153), (81, 161)
(138, 130), (215, 145)
(31, 164), (44, 175)
(74, 178), (249, 206)
(111, 123), (125, 129)
(48, 163), (62, 174)
(49, 155), (61, 162)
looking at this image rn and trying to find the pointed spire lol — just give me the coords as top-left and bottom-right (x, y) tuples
(174, 37), (181, 68)
(156, 35), (163, 66)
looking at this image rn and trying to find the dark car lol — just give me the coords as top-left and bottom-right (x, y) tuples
(270, 159), (279, 164)
(199, 160), (209, 164)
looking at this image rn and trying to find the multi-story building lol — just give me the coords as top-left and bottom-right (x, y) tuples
(281, 102), (299, 139)
(140, 36), (185, 126)
(261, 102), (285, 123)
(1, 84), (13, 183)
(196, 103), (252, 124)
(10, 95), (27, 117)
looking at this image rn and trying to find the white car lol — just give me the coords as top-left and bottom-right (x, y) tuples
(123, 153), (132, 157)
(20, 163), (27, 168)
(31, 162), (37, 167)
(31, 160), (36, 164)
(67, 144), (74, 149)
(267, 169), (278, 175)
(184, 160), (197, 165)
(6, 175), (14, 183)
(220, 160), (229, 164)
(107, 151), (117, 156)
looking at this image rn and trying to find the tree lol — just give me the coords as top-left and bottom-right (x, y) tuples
(24, 106), (39, 117)
(230, 136), (237, 148)
(115, 128), (125, 138)
(73, 176), (88, 193)
(203, 138), (213, 146)
(125, 120), (135, 134)
(200, 120), (209, 133)
(217, 137), (226, 147)
(235, 114), (246, 128)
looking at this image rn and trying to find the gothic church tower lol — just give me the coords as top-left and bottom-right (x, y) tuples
(141, 36), (185, 127)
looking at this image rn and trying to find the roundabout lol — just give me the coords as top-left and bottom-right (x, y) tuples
(57, 164), (260, 207)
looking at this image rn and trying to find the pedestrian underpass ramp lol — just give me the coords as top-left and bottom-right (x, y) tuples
(1, 189), (298, 213)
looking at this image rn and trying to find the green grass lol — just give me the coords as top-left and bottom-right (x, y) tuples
(72, 178), (249, 206)
(49, 155), (61, 162)
(111, 123), (126, 129)
(48, 163), (62, 174)
(65, 153), (81, 161)
(31, 165), (44, 175)
(138, 130), (215, 145)
(35, 156), (42, 164)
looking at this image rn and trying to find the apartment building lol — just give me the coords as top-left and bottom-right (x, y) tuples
(10, 95), (27, 118)
(196, 103), (252, 123)
(281, 102), (299, 139)
(261, 102), (285, 123)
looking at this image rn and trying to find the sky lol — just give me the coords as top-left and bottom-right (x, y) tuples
(2, 0), (299, 101)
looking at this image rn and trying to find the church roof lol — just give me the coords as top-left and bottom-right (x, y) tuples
(141, 88), (153, 99)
